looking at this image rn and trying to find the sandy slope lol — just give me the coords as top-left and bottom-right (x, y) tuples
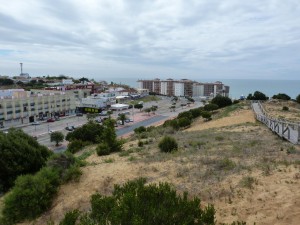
(19, 107), (300, 225)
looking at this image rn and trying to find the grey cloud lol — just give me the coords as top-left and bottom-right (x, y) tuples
(0, 0), (300, 79)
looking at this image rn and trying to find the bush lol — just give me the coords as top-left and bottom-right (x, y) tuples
(272, 93), (291, 100)
(158, 136), (178, 153)
(163, 119), (179, 130)
(247, 91), (268, 100)
(189, 108), (203, 118)
(59, 209), (81, 225)
(233, 100), (240, 104)
(204, 103), (219, 111)
(282, 106), (289, 111)
(96, 119), (123, 156)
(201, 111), (212, 121)
(138, 140), (144, 147)
(1, 167), (60, 224)
(62, 164), (82, 183)
(177, 111), (193, 120)
(177, 117), (191, 128)
(66, 121), (103, 143)
(211, 95), (232, 108)
(134, 126), (147, 134)
(0, 128), (52, 192)
(59, 178), (216, 225)
(296, 94), (300, 104)
(96, 142), (111, 156)
(46, 153), (82, 183)
(67, 139), (91, 154)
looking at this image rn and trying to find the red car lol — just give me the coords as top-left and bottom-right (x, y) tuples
(47, 118), (55, 122)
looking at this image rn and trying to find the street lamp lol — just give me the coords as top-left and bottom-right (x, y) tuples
(131, 105), (134, 122)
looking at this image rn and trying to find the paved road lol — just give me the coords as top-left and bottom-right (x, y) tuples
(116, 115), (168, 136)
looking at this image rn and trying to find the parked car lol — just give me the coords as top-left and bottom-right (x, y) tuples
(95, 118), (102, 123)
(124, 118), (134, 123)
(47, 118), (55, 122)
(0, 124), (4, 128)
(65, 126), (74, 131)
(31, 121), (40, 125)
(99, 111), (107, 116)
(76, 113), (83, 116)
(118, 111), (130, 116)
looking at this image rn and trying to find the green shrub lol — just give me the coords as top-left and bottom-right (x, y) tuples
(296, 94), (300, 104)
(211, 95), (232, 108)
(96, 142), (111, 156)
(67, 140), (91, 154)
(189, 108), (203, 118)
(233, 100), (240, 104)
(204, 103), (219, 111)
(59, 178), (216, 225)
(239, 176), (257, 189)
(59, 209), (81, 225)
(65, 121), (103, 143)
(247, 91), (268, 100)
(177, 111), (193, 120)
(138, 140), (144, 147)
(62, 164), (82, 183)
(158, 136), (178, 153)
(272, 93), (291, 100)
(2, 167), (60, 224)
(177, 117), (191, 128)
(134, 126), (147, 134)
(282, 106), (289, 111)
(0, 128), (52, 192)
(201, 111), (212, 121)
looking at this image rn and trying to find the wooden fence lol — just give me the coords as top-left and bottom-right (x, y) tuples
(251, 101), (300, 144)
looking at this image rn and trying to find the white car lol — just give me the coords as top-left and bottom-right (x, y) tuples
(48, 130), (54, 134)
(31, 121), (40, 125)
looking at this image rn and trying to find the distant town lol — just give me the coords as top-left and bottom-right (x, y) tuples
(0, 63), (229, 128)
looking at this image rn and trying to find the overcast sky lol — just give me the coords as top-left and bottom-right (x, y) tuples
(0, 0), (300, 80)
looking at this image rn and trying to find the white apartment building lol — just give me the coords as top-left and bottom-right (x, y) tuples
(174, 82), (185, 97)
(160, 81), (168, 96)
(138, 79), (229, 97)
(192, 83), (204, 97)
(0, 89), (76, 127)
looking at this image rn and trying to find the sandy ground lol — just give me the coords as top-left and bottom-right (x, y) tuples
(17, 106), (300, 225)
(185, 108), (256, 132)
(263, 100), (300, 121)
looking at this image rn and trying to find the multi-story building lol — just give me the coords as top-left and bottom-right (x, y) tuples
(137, 79), (230, 97)
(174, 82), (185, 96)
(0, 89), (76, 127)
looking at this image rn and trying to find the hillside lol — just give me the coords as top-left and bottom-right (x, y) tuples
(16, 101), (300, 224)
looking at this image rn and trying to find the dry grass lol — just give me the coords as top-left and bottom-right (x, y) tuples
(15, 101), (300, 225)
(263, 99), (300, 121)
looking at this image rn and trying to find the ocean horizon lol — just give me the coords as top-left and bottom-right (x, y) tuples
(104, 78), (300, 100)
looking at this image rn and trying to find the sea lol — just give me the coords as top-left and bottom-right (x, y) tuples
(106, 78), (300, 100)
